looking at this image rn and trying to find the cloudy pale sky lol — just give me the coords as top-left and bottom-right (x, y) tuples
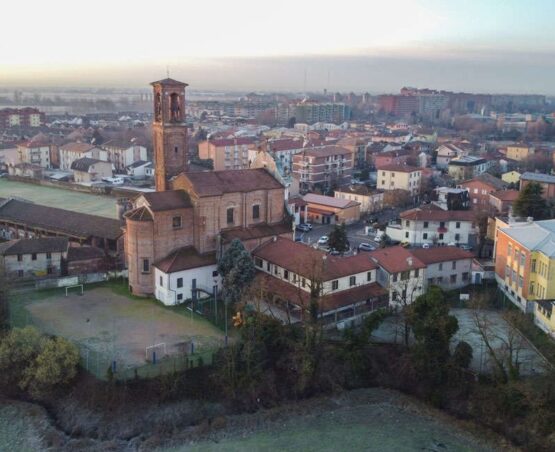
(1, 0), (554, 93)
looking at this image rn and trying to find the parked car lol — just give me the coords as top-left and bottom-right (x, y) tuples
(422, 243), (430, 249)
(460, 244), (473, 251)
(296, 224), (311, 232)
(328, 249), (341, 256)
(358, 242), (376, 252)
(317, 235), (329, 245)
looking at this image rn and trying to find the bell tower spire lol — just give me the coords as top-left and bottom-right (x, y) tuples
(150, 77), (189, 191)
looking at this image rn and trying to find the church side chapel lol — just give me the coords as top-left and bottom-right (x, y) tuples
(123, 78), (293, 301)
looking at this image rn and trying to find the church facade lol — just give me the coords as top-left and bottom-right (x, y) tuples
(124, 78), (292, 299)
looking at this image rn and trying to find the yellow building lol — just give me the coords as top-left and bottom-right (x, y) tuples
(535, 301), (555, 339)
(501, 170), (521, 185)
(506, 145), (535, 162)
(377, 164), (421, 195)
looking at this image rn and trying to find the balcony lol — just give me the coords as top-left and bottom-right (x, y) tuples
(437, 226), (448, 233)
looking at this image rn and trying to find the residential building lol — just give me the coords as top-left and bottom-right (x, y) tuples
(334, 186), (384, 214)
(294, 102), (351, 124)
(436, 142), (468, 169)
(71, 158), (113, 183)
(17, 142), (51, 168)
(0, 108), (45, 128)
(252, 237), (388, 326)
(303, 193), (360, 225)
(535, 301), (555, 338)
(377, 164), (421, 196)
(59, 143), (105, 171)
(368, 246), (426, 307)
(520, 172), (555, 199)
(292, 145), (352, 192)
(501, 170), (521, 185)
(198, 137), (258, 171)
(494, 219), (555, 313)
(386, 205), (478, 246)
(267, 138), (304, 173)
(373, 148), (411, 169)
(506, 144), (535, 162)
(336, 137), (370, 169)
(459, 173), (508, 210)
(489, 190), (519, 213)
(102, 140), (148, 173)
(0, 237), (68, 279)
(448, 156), (488, 181)
(126, 160), (152, 178)
(411, 247), (474, 290)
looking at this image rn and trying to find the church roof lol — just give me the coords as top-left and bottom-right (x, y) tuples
(154, 247), (216, 274)
(140, 190), (192, 211)
(185, 169), (283, 197)
(150, 78), (189, 87)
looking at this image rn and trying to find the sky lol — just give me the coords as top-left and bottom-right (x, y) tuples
(1, 0), (554, 94)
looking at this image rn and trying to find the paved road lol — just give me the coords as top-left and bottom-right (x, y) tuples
(295, 221), (380, 252)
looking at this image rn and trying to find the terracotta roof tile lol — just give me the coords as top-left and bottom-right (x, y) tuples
(154, 247), (216, 273)
(141, 190), (192, 211)
(409, 246), (474, 265)
(185, 169), (283, 197)
(367, 246), (426, 273)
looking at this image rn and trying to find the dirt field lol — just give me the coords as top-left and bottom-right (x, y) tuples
(0, 178), (117, 218)
(25, 287), (225, 369)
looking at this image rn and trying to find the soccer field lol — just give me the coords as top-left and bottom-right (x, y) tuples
(22, 286), (225, 377)
(0, 178), (118, 218)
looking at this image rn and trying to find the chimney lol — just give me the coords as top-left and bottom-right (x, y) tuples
(406, 257), (413, 267)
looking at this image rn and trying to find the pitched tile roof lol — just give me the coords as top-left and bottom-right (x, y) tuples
(0, 199), (122, 240)
(253, 237), (377, 281)
(67, 246), (105, 261)
(303, 193), (360, 209)
(378, 164), (420, 173)
(220, 220), (292, 243)
(184, 169), (283, 197)
(0, 237), (68, 256)
(60, 142), (98, 153)
(400, 205), (475, 222)
(140, 190), (192, 211)
(460, 173), (507, 190)
(154, 246), (216, 273)
(70, 157), (104, 171)
(409, 246), (474, 265)
(367, 246), (426, 273)
(490, 190), (519, 202)
(299, 145), (350, 158)
(520, 172), (555, 184)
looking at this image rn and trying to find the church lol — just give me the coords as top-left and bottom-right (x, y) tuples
(123, 78), (293, 301)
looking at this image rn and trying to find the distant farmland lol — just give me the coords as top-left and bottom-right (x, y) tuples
(0, 178), (117, 218)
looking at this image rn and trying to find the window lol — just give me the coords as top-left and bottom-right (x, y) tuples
(266, 261), (271, 272)
(462, 272), (469, 281)
(423, 221), (429, 228)
(46, 252), (52, 259)
(367, 271), (372, 282)
(452, 261), (456, 270)
(405, 220), (409, 227)
(450, 274), (457, 284)
(439, 233), (444, 240)
(455, 233), (460, 241)
(142, 258), (150, 273)
(530, 282), (535, 295)
(518, 276), (523, 288)
(349, 276), (356, 286)
(159, 276), (163, 287)
(437, 276), (443, 283)
(405, 232), (409, 238)
(456, 222), (461, 229)
(274, 265), (278, 275)
(252, 205), (260, 220)
(414, 269), (419, 277)
(423, 233), (428, 239)
(177, 278), (183, 288)
(32, 253), (37, 261)
(177, 293), (183, 301)
(301, 278), (306, 288)
(212, 270), (219, 277)
(332, 280), (339, 290)
(174, 146), (178, 153)
(284, 270), (289, 280)
(439, 263), (443, 271)
(17, 254), (22, 262)
(531, 259), (537, 272)
(172, 216), (182, 229)
(439, 222), (445, 228)
(392, 274), (398, 282)
(520, 252), (525, 266)
(255, 257), (263, 268)
(401, 271), (409, 280)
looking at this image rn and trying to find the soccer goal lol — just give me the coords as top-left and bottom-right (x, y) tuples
(145, 343), (167, 363)
(65, 284), (84, 297)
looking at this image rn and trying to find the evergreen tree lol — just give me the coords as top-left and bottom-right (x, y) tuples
(218, 239), (256, 304)
(0, 270), (9, 334)
(328, 223), (349, 252)
(513, 181), (549, 220)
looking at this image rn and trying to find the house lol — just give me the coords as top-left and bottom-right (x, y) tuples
(494, 219), (555, 315)
(59, 143), (105, 171)
(448, 156), (488, 181)
(267, 138), (305, 173)
(436, 142), (467, 169)
(126, 160), (152, 177)
(17, 142), (52, 168)
(252, 237), (388, 326)
(373, 148), (411, 169)
(506, 144), (535, 162)
(198, 137), (258, 171)
(101, 140), (148, 172)
(334, 186), (384, 214)
(303, 193), (360, 225)
(489, 190), (519, 213)
(154, 247), (219, 306)
(71, 158), (113, 183)
(336, 136), (370, 169)
(386, 204), (478, 246)
(292, 145), (353, 192)
(377, 164), (421, 196)
(502, 170), (521, 185)
(534, 300), (555, 339)
(520, 172), (555, 200)
(411, 247), (474, 290)
(8, 163), (43, 178)
(0, 237), (68, 279)
(459, 173), (508, 210)
(368, 246), (426, 307)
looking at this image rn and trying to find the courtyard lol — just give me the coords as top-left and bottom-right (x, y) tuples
(11, 284), (226, 378)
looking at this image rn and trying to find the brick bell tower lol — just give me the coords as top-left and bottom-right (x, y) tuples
(151, 78), (189, 191)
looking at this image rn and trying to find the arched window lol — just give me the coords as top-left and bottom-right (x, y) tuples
(226, 207), (234, 225)
(170, 93), (180, 121)
(252, 204), (260, 220)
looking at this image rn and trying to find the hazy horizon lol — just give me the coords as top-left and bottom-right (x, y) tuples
(2, 0), (555, 95)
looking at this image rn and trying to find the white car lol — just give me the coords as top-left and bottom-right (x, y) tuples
(317, 236), (329, 245)
(422, 243), (430, 249)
